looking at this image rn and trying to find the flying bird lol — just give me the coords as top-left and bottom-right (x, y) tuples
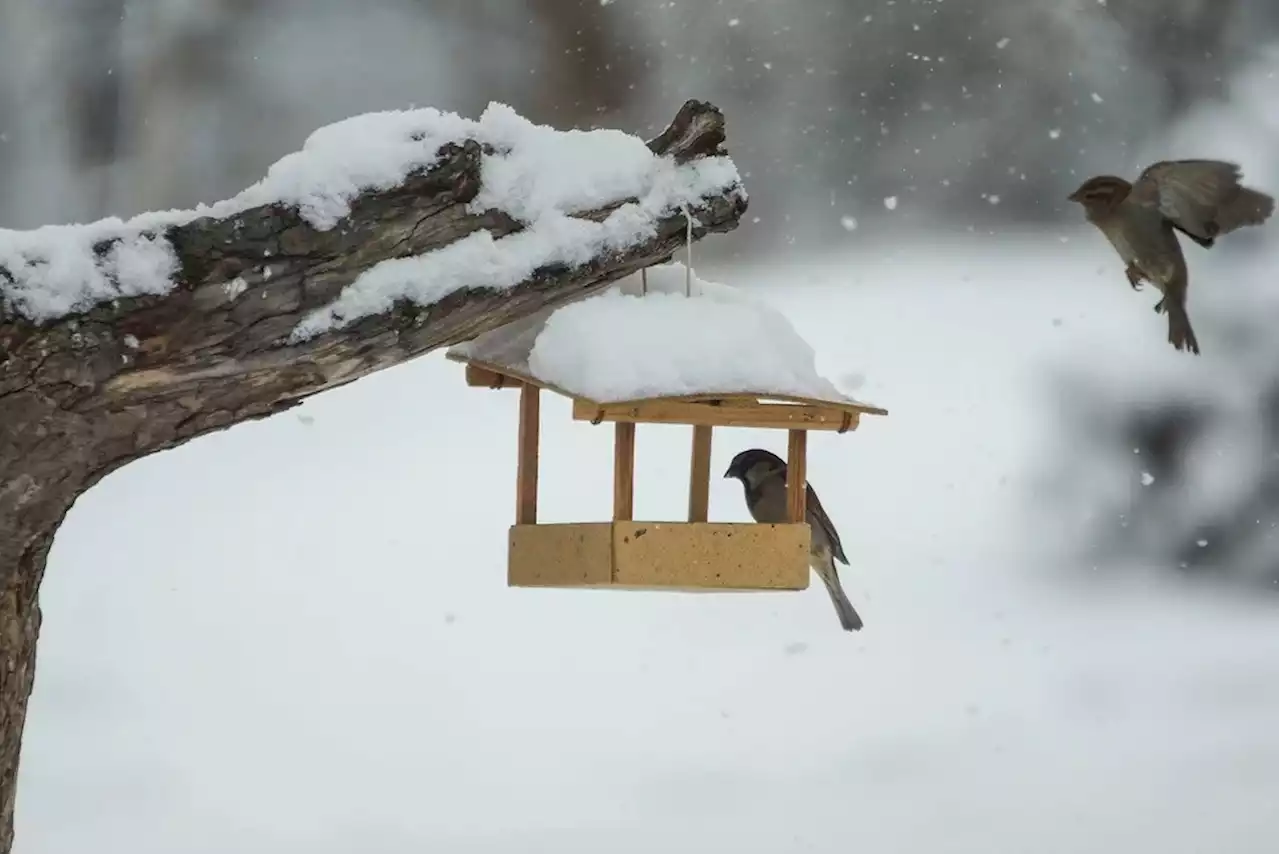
(724, 448), (863, 632)
(1067, 159), (1275, 355)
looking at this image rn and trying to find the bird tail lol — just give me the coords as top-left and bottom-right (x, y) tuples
(1166, 300), (1201, 355)
(1216, 187), (1275, 234)
(812, 552), (863, 632)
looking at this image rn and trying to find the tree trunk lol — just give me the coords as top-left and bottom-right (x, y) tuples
(0, 98), (744, 851)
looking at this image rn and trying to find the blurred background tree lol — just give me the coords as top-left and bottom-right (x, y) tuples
(6, 0), (1275, 235)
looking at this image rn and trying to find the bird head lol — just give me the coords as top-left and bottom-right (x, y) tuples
(1067, 175), (1133, 211)
(724, 448), (787, 485)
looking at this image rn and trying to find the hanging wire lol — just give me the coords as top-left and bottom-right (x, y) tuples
(682, 205), (694, 297)
(640, 208), (694, 297)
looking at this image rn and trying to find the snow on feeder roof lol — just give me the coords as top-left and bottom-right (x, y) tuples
(447, 262), (887, 429)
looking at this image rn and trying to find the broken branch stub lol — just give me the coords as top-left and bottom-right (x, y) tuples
(0, 98), (745, 854)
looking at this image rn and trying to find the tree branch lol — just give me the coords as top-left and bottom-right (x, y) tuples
(3, 99), (743, 452)
(0, 98), (744, 854)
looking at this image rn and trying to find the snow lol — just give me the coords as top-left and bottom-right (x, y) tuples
(223, 277), (248, 300)
(25, 235), (1277, 854)
(292, 112), (741, 340)
(448, 262), (878, 409)
(12, 11), (1278, 854)
(0, 102), (741, 327)
(0, 224), (178, 322)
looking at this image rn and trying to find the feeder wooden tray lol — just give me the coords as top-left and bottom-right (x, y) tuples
(449, 354), (887, 593)
(510, 521), (811, 591)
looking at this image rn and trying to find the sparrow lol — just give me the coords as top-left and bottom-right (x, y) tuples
(724, 448), (863, 632)
(1067, 159), (1275, 356)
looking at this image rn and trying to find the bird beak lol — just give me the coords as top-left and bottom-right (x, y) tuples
(722, 467), (733, 479)
(1067, 190), (1082, 203)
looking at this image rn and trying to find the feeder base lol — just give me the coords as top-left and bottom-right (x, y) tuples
(508, 521), (811, 591)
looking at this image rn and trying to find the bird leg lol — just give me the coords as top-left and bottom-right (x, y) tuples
(1124, 263), (1145, 290)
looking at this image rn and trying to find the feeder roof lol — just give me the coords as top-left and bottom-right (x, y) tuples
(446, 262), (887, 418)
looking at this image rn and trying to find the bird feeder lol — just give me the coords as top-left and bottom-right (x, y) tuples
(445, 263), (887, 593)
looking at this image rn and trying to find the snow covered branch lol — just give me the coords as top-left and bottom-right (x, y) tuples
(1, 98), (743, 403)
(0, 98), (744, 854)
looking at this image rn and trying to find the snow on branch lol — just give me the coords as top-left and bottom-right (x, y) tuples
(289, 105), (739, 340)
(1, 100), (741, 323)
(0, 99), (746, 411)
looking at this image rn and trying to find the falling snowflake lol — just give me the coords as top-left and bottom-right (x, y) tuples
(839, 215), (858, 231)
(883, 196), (899, 210)
(996, 37), (1011, 49)
(1140, 471), (1155, 486)
(1049, 128), (1062, 139)
(839, 371), (867, 390)
(1090, 92), (1104, 103)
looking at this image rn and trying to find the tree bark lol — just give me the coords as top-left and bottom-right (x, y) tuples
(0, 98), (744, 852)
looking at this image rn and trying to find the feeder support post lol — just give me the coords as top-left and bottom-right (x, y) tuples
(786, 429), (807, 523)
(688, 425), (713, 522)
(516, 384), (541, 524)
(613, 422), (636, 521)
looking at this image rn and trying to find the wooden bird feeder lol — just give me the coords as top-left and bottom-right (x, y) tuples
(444, 264), (888, 593)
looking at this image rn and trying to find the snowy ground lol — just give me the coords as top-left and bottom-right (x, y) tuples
(18, 233), (1278, 854)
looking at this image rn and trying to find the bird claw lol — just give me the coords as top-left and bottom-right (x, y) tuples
(1153, 298), (1165, 314)
(1124, 265), (1145, 290)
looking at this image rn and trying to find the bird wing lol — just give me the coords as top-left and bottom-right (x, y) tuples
(806, 483), (849, 565)
(1129, 160), (1274, 239)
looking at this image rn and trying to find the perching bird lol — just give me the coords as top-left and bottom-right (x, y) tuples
(724, 448), (863, 632)
(1067, 159), (1275, 356)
